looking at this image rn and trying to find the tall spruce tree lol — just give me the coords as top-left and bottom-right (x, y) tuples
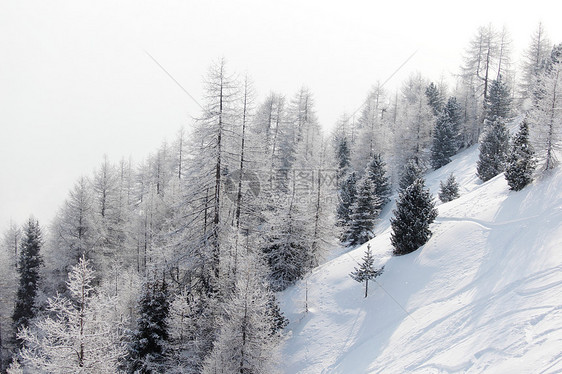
(431, 111), (457, 169)
(425, 82), (445, 116)
(12, 218), (42, 346)
(337, 172), (358, 229)
(391, 178), (437, 256)
(477, 117), (510, 182)
(505, 120), (536, 191)
(335, 136), (351, 184)
(129, 278), (170, 373)
(350, 244), (384, 298)
(484, 77), (512, 121)
(365, 154), (391, 208)
(346, 177), (381, 247)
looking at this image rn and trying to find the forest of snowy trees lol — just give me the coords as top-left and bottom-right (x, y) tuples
(1, 22), (561, 373)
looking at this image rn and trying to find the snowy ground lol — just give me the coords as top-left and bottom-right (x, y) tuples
(280, 145), (562, 373)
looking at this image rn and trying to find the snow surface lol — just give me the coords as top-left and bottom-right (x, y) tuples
(280, 145), (562, 373)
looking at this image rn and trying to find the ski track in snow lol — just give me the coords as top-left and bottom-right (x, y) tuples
(281, 146), (562, 374)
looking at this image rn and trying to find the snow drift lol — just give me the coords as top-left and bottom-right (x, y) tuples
(281, 145), (562, 373)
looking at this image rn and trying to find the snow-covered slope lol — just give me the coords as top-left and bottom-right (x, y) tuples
(280, 146), (562, 373)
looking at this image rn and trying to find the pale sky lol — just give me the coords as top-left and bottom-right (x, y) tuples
(1, 0), (561, 233)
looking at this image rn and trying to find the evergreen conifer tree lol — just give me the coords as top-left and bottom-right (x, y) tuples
(505, 120), (536, 191)
(337, 172), (358, 228)
(399, 160), (422, 192)
(391, 178), (437, 256)
(477, 117), (510, 182)
(129, 278), (170, 373)
(425, 82), (445, 116)
(346, 177), (381, 247)
(12, 218), (42, 346)
(484, 77), (512, 121)
(431, 112), (457, 169)
(349, 244), (384, 298)
(439, 174), (460, 202)
(335, 136), (351, 184)
(365, 154), (391, 208)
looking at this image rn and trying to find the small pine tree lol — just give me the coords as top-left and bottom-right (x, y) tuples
(350, 244), (384, 298)
(129, 278), (171, 373)
(267, 294), (289, 335)
(365, 154), (391, 208)
(346, 177), (381, 247)
(12, 218), (42, 346)
(399, 160), (422, 192)
(477, 117), (510, 182)
(505, 120), (536, 191)
(391, 178), (438, 256)
(439, 174), (460, 202)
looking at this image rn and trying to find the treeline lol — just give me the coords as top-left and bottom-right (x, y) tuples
(0, 22), (561, 373)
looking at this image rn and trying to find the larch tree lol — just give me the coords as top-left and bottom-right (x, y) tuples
(529, 48), (562, 170)
(201, 257), (282, 374)
(520, 23), (551, 106)
(16, 256), (127, 373)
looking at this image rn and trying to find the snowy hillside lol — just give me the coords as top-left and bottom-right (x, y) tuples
(280, 145), (562, 373)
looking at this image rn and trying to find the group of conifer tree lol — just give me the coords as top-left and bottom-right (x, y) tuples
(1, 23), (561, 373)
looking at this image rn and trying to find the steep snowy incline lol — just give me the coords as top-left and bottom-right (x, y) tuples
(280, 146), (562, 373)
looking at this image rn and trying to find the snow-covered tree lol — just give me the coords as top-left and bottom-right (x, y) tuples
(393, 73), (434, 168)
(529, 50), (562, 170)
(431, 97), (463, 169)
(201, 258), (282, 374)
(477, 117), (510, 182)
(398, 159), (423, 192)
(128, 278), (170, 373)
(391, 178), (437, 256)
(365, 153), (391, 208)
(12, 218), (42, 346)
(16, 256), (126, 373)
(346, 176), (381, 247)
(425, 82), (445, 116)
(520, 23), (551, 106)
(431, 111), (457, 169)
(439, 174), (460, 203)
(335, 135), (351, 184)
(337, 172), (358, 234)
(484, 77), (512, 121)
(350, 244), (384, 298)
(506, 120), (536, 191)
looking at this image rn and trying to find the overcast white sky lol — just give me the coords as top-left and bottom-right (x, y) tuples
(1, 0), (561, 234)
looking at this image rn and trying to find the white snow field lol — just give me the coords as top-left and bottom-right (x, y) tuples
(280, 145), (562, 373)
